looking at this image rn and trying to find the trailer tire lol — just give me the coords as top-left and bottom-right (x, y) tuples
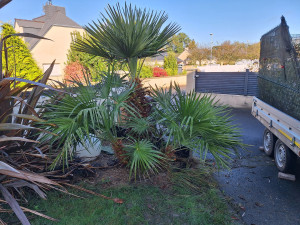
(274, 140), (296, 173)
(263, 129), (275, 157)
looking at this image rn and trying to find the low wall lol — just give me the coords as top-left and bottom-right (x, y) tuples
(186, 71), (253, 109)
(203, 93), (253, 108)
(142, 75), (187, 88)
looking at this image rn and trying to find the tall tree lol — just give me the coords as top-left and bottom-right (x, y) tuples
(188, 39), (197, 50)
(213, 41), (260, 65)
(168, 32), (191, 53)
(189, 44), (210, 65)
(1, 23), (42, 81)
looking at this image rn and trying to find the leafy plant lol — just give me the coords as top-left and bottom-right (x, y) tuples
(39, 71), (134, 168)
(125, 140), (166, 179)
(139, 64), (153, 78)
(1, 23), (42, 83)
(153, 67), (168, 77)
(66, 31), (108, 81)
(164, 52), (178, 75)
(151, 82), (244, 168)
(73, 3), (180, 79)
(64, 61), (88, 83)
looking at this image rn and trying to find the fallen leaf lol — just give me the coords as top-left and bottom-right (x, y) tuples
(113, 198), (124, 204)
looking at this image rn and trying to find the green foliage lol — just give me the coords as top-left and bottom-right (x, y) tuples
(73, 3), (180, 79)
(1, 23), (42, 81)
(189, 44), (210, 65)
(28, 184), (232, 225)
(167, 32), (191, 53)
(125, 140), (166, 179)
(188, 39), (197, 50)
(138, 64), (153, 78)
(39, 71), (134, 169)
(164, 52), (177, 75)
(213, 40), (260, 64)
(66, 31), (107, 81)
(180, 70), (187, 75)
(151, 83), (244, 168)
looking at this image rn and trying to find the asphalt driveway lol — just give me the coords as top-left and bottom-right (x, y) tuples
(215, 108), (300, 225)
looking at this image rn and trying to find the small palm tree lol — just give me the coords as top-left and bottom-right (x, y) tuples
(73, 3), (180, 79)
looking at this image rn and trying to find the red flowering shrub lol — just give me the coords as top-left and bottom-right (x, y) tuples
(153, 67), (168, 77)
(64, 61), (89, 84)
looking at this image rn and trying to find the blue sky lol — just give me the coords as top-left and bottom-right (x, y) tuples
(1, 0), (300, 45)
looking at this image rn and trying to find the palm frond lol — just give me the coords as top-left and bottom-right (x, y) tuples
(151, 82), (245, 169)
(125, 139), (166, 179)
(73, 3), (180, 78)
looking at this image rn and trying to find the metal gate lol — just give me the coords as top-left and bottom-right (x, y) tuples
(195, 70), (258, 96)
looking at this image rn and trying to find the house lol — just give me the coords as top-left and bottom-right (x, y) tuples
(144, 52), (168, 66)
(144, 52), (185, 67)
(177, 48), (190, 65)
(14, 1), (84, 81)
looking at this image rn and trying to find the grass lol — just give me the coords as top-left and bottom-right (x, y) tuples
(22, 182), (232, 225)
(2, 168), (235, 225)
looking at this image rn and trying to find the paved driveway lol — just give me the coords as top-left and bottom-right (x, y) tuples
(215, 108), (300, 225)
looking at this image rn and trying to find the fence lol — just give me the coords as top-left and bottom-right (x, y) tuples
(195, 69), (258, 96)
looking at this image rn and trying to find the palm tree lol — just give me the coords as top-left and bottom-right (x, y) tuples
(73, 3), (180, 79)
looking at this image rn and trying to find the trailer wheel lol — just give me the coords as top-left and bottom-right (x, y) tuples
(274, 140), (295, 173)
(263, 129), (275, 156)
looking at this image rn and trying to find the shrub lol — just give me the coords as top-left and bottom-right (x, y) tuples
(153, 67), (168, 77)
(64, 61), (88, 83)
(151, 83), (245, 168)
(165, 68), (176, 76)
(67, 31), (107, 82)
(164, 52), (178, 76)
(139, 65), (153, 78)
(180, 70), (187, 75)
(1, 23), (42, 82)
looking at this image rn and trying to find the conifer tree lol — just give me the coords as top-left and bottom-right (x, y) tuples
(164, 52), (178, 75)
(1, 23), (42, 81)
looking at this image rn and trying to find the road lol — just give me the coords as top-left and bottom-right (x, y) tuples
(215, 108), (300, 225)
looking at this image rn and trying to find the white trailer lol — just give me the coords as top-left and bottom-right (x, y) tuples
(252, 97), (300, 172)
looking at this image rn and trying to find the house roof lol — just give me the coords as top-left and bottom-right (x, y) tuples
(15, 19), (45, 29)
(177, 49), (190, 61)
(15, 3), (82, 50)
(149, 52), (168, 61)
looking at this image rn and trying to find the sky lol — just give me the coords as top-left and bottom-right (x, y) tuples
(1, 0), (300, 45)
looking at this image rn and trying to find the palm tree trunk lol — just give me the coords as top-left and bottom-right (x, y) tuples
(128, 57), (138, 79)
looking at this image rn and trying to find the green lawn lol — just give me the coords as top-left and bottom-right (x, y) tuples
(24, 183), (233, 225)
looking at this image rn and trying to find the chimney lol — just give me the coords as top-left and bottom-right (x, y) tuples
(43, 2), (66, 19)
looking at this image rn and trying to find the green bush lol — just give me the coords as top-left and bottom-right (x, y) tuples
(139, 65), (153, 78)
(67, 31), (107, 82)
(180, 70), (187, 75)
(165, 68), (175, 76)
(164, 52), (178, 76)
(1, 23), (42, 82)
(151, 83), (245, 168)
